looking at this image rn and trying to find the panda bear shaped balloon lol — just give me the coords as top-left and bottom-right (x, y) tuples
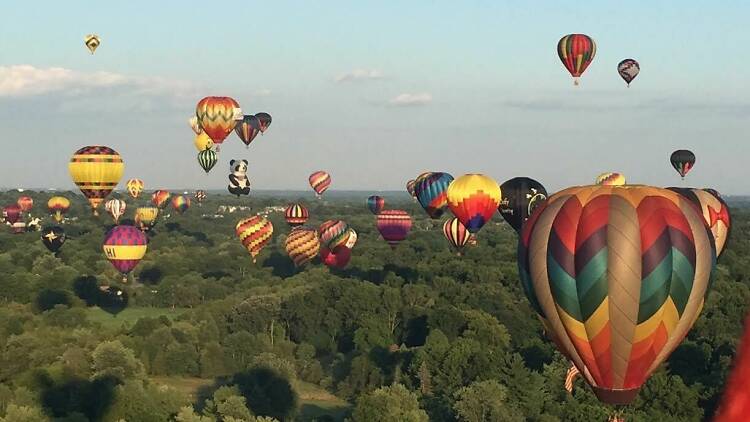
(227, 159), (251, 197)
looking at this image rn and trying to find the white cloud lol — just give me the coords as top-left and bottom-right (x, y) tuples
(388, 92), (432, 106)
(335, 68), (384, 83)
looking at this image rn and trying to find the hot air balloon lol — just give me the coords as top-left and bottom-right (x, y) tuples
(617, 59), (640, 87)
(236, 215), (273, 263)
(443, 217), (470, 255)
(151, 190), (171, 209)
(103, 225), (148, 282)
(69, 146), (124, 215)
(670, 149), (696, 179)
(285, 227), (320, 267)
(41, 226), (66, 254)
(595, 172), (626, 186)
(195, 96), (241, 149)
(565, 365), (581, 394)
(446, 174), (501, 234)
(309, 171), (331, 198)
(3, 204), (21, 225)
(126, 179), (144, 199)
(415, 172), (455, 219)
(376, 210), (412, 249)
(406, 179), (416, 199)
(194, 190), (206, 205)
(47, 196), (71, 223)
(255, 112), (272, 133)
(235, 115), (262, 148)
(171, 195), (191, 214)
(518, 185), (716, 405)
(367, 195), (385, 215)
(284, 204), (309, 227)
(84, 34), (100, 54)
(228, 159), (251, 196)
(557, 34), (596, 85)
(98, 285), (129, 316)
(499, 177), (548, 234)
(344, 228), (358, 249)
(189, 116), (202, 135)
(135, 207), (159, 232)
(17, 196), (33, 213)
(194, 132), (214, 152)
(667, 187), (731, 257)
(320, 245), (352, 269)
(714, 314), (750, 421)
(105, 199), (127, 224)
(319, 220), (351, 250)
(198, 149), (218, 173)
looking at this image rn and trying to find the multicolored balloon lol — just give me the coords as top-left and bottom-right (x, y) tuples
(135, 207), (159, 232)
(198, 149), (218, 173)
(236, 215), (273, 263)
(17, 196), (33, 213)
(617, 59), (640, 86)
(499, 177), (548, 234)
(596, 172), (626, 186)
(284, 204), (309, 227)
(518, 185), (716, 405)
(103, 225), (148, 280)
(557, 34), (596, 85)
(376, 210), (412, 249)
(255, 112), (272, 133)
(171, 195), (191, 214)
(415, 172), (454, 219)
(319, 220), (351, 250)
(69, 146), (124, 215)
(104, 199), (127, 224)
(151, 190), (171, 209)
(194, 190), (206, 205)
(367, 195), (385, 215)
(443, 217), (470, 254)
(47, 196), (71, 223)
(285, 227), (320, 267)
(320, 245), (352, 269)
(667, 187), (731, 257)
(126, 179), (144, 199)
(670, 149), (696, 179)
(235, 115), (262, 148)
(41, 226), (66, 253)
(309, 171), (331, 197)
(195, 96), (241, 148)
(446, 174), (502, 234)
(84, 34), (100, 54)
(344, 228), (358, 249)
(194, 132), (214, 152)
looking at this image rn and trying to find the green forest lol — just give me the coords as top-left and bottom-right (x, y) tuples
(1, 190), (748, 422)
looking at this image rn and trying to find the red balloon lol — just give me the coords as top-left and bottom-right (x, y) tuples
(320, 245), (351, 269)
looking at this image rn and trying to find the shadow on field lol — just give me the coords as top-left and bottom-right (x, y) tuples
(37, 373), (118, 421)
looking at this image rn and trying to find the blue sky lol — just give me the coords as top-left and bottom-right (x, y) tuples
(0, 1), (747, 194)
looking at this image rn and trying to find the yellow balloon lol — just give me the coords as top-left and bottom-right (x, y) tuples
(194, 132), (214, 152)
(68, 146), (124, 215)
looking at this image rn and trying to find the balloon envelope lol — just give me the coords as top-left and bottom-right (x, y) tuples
(617, 59), (640, 86)
(499, 177), (548, 234)
(667, 187), (731, 257)
(236, 215), (273, 263)
(558, 34), (596, 83)
(41, 226), (66, 253)
(69, 146), (124, 215)
(415, 172), (454, 219)
(670, 149), (696, 179)
(367, 195), (385, 215)
(285, 227), (320, 267)
(376, 210), (412, 248)
(284, 204), (309, 227)
(103, 225), (148, 276)
(195, 96), (240, 145)
(446, 174), (501, 234)
(309, 171), (331, 196)
(126, 179), (144, 199)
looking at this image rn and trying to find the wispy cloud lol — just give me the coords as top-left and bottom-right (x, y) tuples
(388, 92), (432, 107)
(335, 68), (384, 83)
(0, 65), (128, 97)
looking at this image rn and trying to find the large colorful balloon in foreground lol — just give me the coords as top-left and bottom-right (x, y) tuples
(376, 210), (412, 249)
(309, 171), (331, 197)
(499, 177), (547, 234)
(284, 204), (309, 227)
(319, 220), (350, 250)
(443, 217), (470, 254)
(518, 185), (716, 405)
(84, 34), (100, 54)
(236, 215), (273, 263)
(47, 197), (71, 223)
(235, 115), (262, 148)
(195, 96), (240, 148)
(557, 34), (596, 85)
(667, 187), (731, 257)
(69, 146), (124, 215)
(151, 190), (171, 209)
(126, 179), (144, 199)
(670, 149), (696, 179)
(415, 172), (454, 219)
(105, 199), (126, 224)
(596, 172), (626, 186)
(285, 227), (320, 267)
(171, 195), (191, 214)
(103, 225), (148, 281)
(617, 59), (640, 86)
(367, 195), (385, 215)
(446, 174), (502, 234)
(41, 226), (66, 253)
(135, 207), (159, 232)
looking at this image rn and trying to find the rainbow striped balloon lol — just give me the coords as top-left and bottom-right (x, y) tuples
(376, 210), (412, 249)
(415, 172), (454, 219)
(285, 227), (320, 267)
(236, 215), (273, 263)
(518, 185), (716, 405)
(596, 172), (626, 186)
(285, 203), (309, 227)
(171, 195), (191, 214)
(318, 220), (350, 250)
(103, 225), (148, 277)
(309, 171), (331, 197)
(446, 174), (501, 234)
